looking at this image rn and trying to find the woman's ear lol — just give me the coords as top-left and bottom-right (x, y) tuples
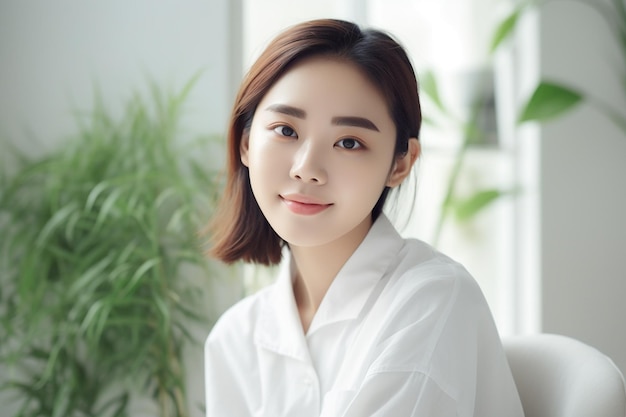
(240, 132), (250, 167)
(386, 138), (420, 187)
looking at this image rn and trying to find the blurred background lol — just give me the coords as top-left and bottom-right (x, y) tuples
(1, 0), (625, 416)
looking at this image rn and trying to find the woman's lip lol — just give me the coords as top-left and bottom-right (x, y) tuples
(280, 194), (331, 205)
(280, 194), (332, 215)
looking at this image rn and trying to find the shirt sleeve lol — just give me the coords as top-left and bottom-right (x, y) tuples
(204, 331), (251, 417)
(204, 299), (264, 417)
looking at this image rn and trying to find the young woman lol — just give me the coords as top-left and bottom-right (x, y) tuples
(205, 19), (523, 417)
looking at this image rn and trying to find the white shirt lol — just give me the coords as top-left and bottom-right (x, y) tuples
(204, 215), (524, 416)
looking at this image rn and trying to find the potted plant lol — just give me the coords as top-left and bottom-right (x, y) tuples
(0, 78), (223, 417)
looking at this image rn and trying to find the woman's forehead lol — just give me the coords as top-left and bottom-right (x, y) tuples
(257, 56), (393, 123)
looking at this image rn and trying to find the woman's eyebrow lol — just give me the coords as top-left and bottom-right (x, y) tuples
(265, 104), (306, 119)
(332, 116), (379, 132)
(265, 103), (379, 132)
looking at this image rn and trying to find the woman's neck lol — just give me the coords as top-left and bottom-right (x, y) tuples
(290, 216), (373, 333)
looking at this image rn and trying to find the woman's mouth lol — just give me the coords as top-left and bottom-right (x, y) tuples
(280, 194), (333, 215)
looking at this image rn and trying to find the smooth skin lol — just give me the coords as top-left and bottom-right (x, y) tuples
(241, 56), (420, 332)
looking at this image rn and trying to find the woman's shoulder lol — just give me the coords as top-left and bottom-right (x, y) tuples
(391, 238), (483, 302)
(366, 238), (502, 374)
(206, 284), (273, 345)
(375, 238), (494, 345)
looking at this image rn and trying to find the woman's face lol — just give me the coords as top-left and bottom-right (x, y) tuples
(241, 56), (400, 249)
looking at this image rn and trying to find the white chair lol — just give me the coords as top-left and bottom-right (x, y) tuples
(503, 334), (626, 417)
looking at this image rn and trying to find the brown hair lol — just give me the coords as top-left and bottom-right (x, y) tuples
(209, 19), (422, 266)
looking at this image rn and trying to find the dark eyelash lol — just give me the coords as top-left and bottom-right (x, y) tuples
(337, 138), (363, 149)
(272, 124), (297, 137)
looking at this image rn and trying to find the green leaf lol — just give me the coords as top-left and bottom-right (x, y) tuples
(38, 342), (64, 388)
(121, 257), (161, 296)
(51, 382), (71, 417)
(36, 202), (79, 246)
(81, 299), (112, 345)
(63, 209), (82, 243)
(95, 187), (124, 225)
(420, 70), (447, 114)
(68, 254), (114, 297)
(490, 8), (523, 53)
(96, 392), (129, 417)
(452, 189), (506, 221)
(85, 181), (110, 211)
(153, 294), (171, 337)
(518, 82), (583, 123)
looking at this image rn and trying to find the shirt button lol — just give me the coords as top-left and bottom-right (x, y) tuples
(302, 377), (313, 386)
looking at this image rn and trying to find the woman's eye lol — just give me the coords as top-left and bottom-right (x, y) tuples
(336, 138), (362, 150)
(273, 125), (297, 138)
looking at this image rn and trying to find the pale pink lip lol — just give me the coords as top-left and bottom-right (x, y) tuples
(280, 194), (332, 215)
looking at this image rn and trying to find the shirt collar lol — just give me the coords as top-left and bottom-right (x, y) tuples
(254, 214), (405, 360)
(308, 215), (404, 333)
(255, 256), (309, 361)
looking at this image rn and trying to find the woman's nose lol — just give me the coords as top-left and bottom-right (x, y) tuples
(289, 141), (327, 184)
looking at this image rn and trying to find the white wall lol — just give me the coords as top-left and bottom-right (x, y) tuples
(0, 1), (240, 415)
(0, 0), (236, 154)
(538, 1), (626, 374)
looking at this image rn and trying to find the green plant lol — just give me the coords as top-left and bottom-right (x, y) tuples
(0, 79), (221, 417)
(423, 0), (625, 244)
(420, 69), (513, 245)
(493, 0), (626, 130)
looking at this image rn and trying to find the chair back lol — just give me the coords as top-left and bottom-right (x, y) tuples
(503, 334), (626, 417)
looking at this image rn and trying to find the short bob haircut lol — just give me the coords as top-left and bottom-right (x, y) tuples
(209, 19), (422, 266)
